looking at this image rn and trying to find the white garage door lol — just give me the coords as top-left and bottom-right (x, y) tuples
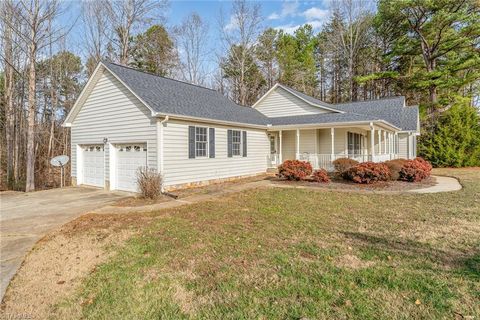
(82, 145), (105, 187)
(116, 144), (147, 192)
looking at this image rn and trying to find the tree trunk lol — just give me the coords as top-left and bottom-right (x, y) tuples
(25, 42), (37, 192)
(4, 24), (15, 189)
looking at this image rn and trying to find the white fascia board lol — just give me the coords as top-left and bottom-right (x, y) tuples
(62, 63), (104, 127)
(276, 84), (345, 114)
(101, 62), (158, 117)
(153, 112), (267, 130)
(268, 120), (401, 131)
(251, 83), (280, 108)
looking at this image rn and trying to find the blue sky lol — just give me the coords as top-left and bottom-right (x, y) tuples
(63, 0), (333, 78)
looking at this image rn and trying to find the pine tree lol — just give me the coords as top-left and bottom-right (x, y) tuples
(419, 99), (480, 167)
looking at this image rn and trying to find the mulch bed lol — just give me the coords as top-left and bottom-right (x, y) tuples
(270, 175), (436, 192)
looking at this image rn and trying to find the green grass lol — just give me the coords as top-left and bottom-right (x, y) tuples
(62, 168), (480, 319)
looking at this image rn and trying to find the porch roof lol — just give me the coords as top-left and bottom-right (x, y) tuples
(266, 112), (400, 130)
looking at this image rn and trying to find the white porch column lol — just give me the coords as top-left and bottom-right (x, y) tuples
(330, 128), (335, 160)
(296, 129), (300, 160)
(378, 129), (382, 155)
(384, 131), (387, 155)
(370, 123), (375, 160)
(395, 132), (398, 156)
(279, 130), (283, 163)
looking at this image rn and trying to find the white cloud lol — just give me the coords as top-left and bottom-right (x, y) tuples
(274, 19), (326, 35)
(268, 12), (280, 20)
(268, 0), (300, 20)
(224, 15), (238, 31)
(303, 7), (329, 20)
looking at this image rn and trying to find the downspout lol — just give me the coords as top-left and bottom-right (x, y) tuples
(157, 116), (169, 191)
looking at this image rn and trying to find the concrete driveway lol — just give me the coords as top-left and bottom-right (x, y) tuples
(0, 187), (128, 300)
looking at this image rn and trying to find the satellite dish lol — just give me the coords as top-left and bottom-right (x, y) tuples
(50, 155), (69, 167)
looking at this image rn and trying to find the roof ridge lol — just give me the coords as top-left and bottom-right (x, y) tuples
(334, 96), (405, 105)
(102, 60), (219, 93)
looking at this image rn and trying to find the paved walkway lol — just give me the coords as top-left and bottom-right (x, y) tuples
(0, 187), (128, 300)
(409, 175), (462, 193)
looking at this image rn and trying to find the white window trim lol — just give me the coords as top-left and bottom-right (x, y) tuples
(194, 126), (209, 158)
(231, 129), (242, 157)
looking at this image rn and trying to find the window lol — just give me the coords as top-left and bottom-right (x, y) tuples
(195, 127), (208, 157)
(232, 130), (241, 156)
(348, 132), (363, 156)
(269, 135), (276, 154)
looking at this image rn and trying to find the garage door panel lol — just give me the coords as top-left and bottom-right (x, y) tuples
(82, 145), (104, 187)
(115, 144), (147, 192)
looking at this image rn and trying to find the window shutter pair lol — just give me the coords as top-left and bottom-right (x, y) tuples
(227, 130), (247, 158)
(188, 126), (215, 158)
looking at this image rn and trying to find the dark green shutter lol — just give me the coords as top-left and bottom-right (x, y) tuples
(209, 128), (215, 158)
(227, 129), (233, 158)
(242, 131), (247, 157)
(188, 126), (195, 159)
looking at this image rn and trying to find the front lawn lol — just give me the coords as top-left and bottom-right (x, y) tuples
(50, 169), (480, 318)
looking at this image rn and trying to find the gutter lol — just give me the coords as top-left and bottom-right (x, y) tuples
(157, 116), (169, 192)
(153, 112), (267, 129)
(267, 120), (401, 131)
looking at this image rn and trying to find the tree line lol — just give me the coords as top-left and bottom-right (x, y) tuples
(1, 0), (479, 191)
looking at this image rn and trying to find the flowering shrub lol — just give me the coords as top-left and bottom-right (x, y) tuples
(343, 162), (391, 184)
(278, 160), (312, 181)
(414, 157), (433, 174)
(399, 158), (433, 182)
(384, 159), (408, 180)
(332, 158), (359, 175)
(311, 169), (331, 183)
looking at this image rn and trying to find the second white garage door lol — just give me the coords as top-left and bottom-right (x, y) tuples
(115, 144), (147, 192)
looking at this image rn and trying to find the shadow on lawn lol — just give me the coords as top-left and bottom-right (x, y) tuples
(341, 231), (480, 279)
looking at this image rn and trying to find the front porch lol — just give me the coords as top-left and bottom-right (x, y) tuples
(267, 125), (399, 171)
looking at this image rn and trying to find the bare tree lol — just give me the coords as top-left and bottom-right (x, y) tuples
(104, 0), (168, 65)
(1, 1), (16, 189)
(82, 0), (110, 75)
(328, 0), (372, 101)
(219, 0), (262, 105)
(8, 0), (63, 191)
(174, 12), (209, 85)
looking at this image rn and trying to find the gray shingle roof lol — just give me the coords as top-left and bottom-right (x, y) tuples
(267, 112), (381, 126)
(103, 62), (269, 125)
(333, 97), (419, 131)
(103, 62), (418, 131)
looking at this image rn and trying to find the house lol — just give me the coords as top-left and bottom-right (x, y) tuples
(63, 62), (419, 192)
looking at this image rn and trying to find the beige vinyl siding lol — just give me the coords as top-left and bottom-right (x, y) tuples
(398, 132), (409, 159)
(281, 130), (296, 160)
(299, 129), (316, 154)
(318, 129), (331, 154)
(71, 70), (157, 183)
(255, 87), (332, 117)
(162, 119), (269, 187)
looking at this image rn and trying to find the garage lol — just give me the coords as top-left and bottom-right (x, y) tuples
(82, 145), (105, 187)
(114, 143), (147, 192)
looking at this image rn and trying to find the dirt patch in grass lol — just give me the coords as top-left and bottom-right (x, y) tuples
(335, 254), (376, 269)
(0, 212), (159, 319)
(172, 174), (270, 198)
(271, 176), (436, 192)
(112, 195), (171, 207)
